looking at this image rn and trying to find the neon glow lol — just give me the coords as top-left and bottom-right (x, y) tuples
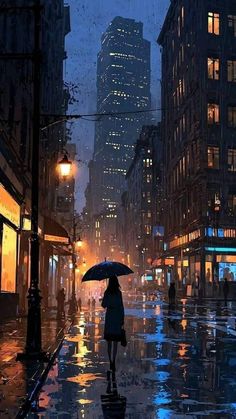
(205, 247), (236, 253)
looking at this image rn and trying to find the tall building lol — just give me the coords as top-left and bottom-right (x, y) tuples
(86, 16), (151, 258)
(158, 0), (236, 294)
(118, 125), (162, 276)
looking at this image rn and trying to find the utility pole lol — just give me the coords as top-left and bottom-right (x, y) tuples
(17, 0), (47, 361)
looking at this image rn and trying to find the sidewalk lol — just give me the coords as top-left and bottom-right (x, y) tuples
(0, 310), (68, 417)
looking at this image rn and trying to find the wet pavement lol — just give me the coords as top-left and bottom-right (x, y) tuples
(27, 293), (236, 418)
(0, 311), (68, 417)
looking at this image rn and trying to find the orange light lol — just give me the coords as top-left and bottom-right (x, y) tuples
(58, 154), (72, 178)
(77, 236), (82, 248)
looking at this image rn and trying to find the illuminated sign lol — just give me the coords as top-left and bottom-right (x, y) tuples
(169, 229), (201, 249)
(205, 227), (236, 238)
(44, 234), (69, 244)
(217, 255), (236, 263)
(153, 226), (164, 237)
(0, 184), (20, 227)
(205, 247), (236, 253)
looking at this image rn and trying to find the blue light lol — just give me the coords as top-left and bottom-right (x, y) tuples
(207, 227), (213, 237)
(218, 228), (224, 237)
(205, 247), (236, 253)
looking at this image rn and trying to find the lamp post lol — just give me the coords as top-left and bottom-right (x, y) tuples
(57, 155), (78, 315)
(17, 0), (47, 361)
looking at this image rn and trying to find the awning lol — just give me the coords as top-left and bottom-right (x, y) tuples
(44, 216), (70, 245)
(52, 244), (73, 256)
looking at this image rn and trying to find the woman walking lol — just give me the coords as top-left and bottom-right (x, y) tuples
(102, 275), (124, 372)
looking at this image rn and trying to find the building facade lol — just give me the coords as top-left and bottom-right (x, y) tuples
(0, 1), (71, 315)
(86, 16), (151, 259)
(158, 0), (236, 294)
(118, 125), (162, 279)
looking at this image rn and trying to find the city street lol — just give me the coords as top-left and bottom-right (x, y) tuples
(29, 293), (236, 418)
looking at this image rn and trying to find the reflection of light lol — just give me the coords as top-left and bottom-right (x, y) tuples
(67, 373), (103, 387)
(178, 343), (189, 357)
(181, 319), (187, 331)
(155, 305), (161, 316)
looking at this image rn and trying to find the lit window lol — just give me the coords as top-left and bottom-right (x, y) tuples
(208, 57), (219, 79)
(228, 149), (236, 171)
(228, 15), (236, 36)
(208, 103), (219, 124)
(1, 224), (17, 292)
(228, 106), (236, 127)
(208, 146), (219, 169)
(227, 60), (236, 82)
(208, 12), (220, 35)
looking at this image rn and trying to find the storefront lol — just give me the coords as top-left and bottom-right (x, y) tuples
(0, 183), (21, 316)
(42, 216), (71, 308)
(165, 227), (236, 296)
(152, 257), (175, 288)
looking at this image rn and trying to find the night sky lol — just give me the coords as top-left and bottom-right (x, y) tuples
(64, 0), (170, 211)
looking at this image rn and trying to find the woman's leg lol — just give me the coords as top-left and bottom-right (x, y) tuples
(107, 341), (112, 363)
(112, 341), (118, 363)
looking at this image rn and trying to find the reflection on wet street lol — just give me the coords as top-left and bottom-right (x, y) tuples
(31, 294), (236, 418)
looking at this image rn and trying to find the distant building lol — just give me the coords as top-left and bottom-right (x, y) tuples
(86, 16), (151, 258)
(118, 125), (162, 275)
(158, 0), (236, 294)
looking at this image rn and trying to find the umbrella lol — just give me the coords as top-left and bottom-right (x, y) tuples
(81, 261), (134, 282)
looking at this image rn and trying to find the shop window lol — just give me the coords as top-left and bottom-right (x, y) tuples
(1, 224), (17, 292)
(228, 15), (236, 36)
(228, 194), (236, 215)
(208, 12), (220, 35)
(205, 262), (212, 283)
(207, 146), (219, 169)
(228, 149), (236, 171)
(208, 57), (219, 80)
(228, 106), (236, 127)
(227, 60), (236, 82)
(208, 103), (219, 124)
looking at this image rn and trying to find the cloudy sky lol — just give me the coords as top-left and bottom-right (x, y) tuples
(64, 0), (170, 211)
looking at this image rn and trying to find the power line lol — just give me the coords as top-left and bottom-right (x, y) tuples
(41, 106), (163, 122)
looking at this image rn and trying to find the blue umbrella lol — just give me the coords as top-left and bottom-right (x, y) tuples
(81, 260), (133, 282)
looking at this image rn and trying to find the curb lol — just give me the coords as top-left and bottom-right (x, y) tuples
(15, 321), (71, 418)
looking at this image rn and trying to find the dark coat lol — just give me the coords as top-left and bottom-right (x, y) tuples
(102, 290), (124, 341)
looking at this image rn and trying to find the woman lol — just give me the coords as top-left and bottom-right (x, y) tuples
(102, 275), (124, 372)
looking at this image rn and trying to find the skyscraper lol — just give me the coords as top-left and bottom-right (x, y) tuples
(86, 16), (151, 255)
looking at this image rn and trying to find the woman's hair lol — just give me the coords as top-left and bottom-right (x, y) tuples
(106, 275), (121, 294)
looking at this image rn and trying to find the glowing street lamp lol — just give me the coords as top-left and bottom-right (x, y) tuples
(58, 153), (72, 179)
(77, 236), (82, 248)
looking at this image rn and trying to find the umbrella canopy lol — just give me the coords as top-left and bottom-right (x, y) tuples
(81, 261), (134, 282)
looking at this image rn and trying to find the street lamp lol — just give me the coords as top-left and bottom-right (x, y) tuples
(58, 152), (72, 179)
(76, 236), (82, 248)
